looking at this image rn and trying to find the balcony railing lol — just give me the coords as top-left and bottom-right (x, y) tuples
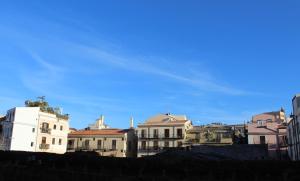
(138, 134), (184, 139)
(138, 146), (165, 153)
(40, 128), (51, 134)
(74, 147), (118, 152)
(67, 146), (75, 150)
(39, 144), (50, 150)
(138, 146), (178, 153)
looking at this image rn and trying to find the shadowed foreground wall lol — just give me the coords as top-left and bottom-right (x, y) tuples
(0, 151), (299, 181)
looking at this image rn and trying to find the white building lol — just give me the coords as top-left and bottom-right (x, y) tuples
(88, 115), (109, 130)
(288, 94), (300, 161)
(137, 113), (193, 157)
(0, 107), (69, 154)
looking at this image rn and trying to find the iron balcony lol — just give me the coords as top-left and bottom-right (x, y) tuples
(138, 134), (184, 140)
(39, 143), (50, 150)
(40, 128), (51, 134)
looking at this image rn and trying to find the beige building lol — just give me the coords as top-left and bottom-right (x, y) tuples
(37, 110), (69, 154)
(248, 109), (288, 159)
(67, 129), (137, 157)
(88, 115), (109, 130)
(137, 113), (193, 157)
(186, 123), (233, 145)
(288, 94), (300, 161)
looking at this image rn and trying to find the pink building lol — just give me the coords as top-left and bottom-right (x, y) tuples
(248, 109), (288, 159)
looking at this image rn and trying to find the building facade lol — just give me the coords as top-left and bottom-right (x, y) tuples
(0, 107), (69, 154)
(186, 123), (234, 145)
(287, 94), (300, 161)
(137, 113), (193, 157)
(67, 129), (137, 157)
(248, 109), (288, 159)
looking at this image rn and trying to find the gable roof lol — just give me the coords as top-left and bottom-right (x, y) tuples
(139, 114), (189, 126)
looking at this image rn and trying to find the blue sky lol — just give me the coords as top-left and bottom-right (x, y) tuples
(0, 0), (299, 129)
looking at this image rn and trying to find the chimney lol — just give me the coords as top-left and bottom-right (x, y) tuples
(130, 117), (134, 128)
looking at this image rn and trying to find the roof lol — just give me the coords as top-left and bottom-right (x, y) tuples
(68, 129), (128, 136)
(187, 125), (232, 133)
(252, 109), (285, 123)
(139, 114), (189, 126)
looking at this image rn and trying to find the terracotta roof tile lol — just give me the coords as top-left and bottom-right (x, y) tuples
(68, 129), (127, 136)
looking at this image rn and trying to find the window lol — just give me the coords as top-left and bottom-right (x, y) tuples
(177, 129), (183, 138)
(177, 141), (183, 147)
(260, 136), (266, 144)
(42, 122), (49, 129)
(60, 126), (63, 131)
(82, 140), (89, 149)
(164, 129), (170, 138)
(112, 140), (117, 150)
(141, 141), (146, 150)
(93, 138), (96, 141)
(153, 129), (158, 138)
(42, 137), (47, 144)
(59, 139), (62, 145)
(32, 128), (35, 133)
(53, 124), (57, 130)
(52, 138), (55, 145)
(41, 123), (50, 133)
(31, 142), (34, 147)
(68, 140), (74, 148)
(153, 141), (159, 150)
(164, 141), (169, 148)
(279, 136), (287, 146)
(257, 120), (266, 127)
(141, 130), (146, 138)
(97, 140), (102, 150)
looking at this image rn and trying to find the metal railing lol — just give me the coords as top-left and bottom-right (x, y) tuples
(138, 146), (164, 153)
(74, 147), (118, 152)
(40, 128), (51, 134)
(39, 144), (50, 149)
(138, 134), (184, 139)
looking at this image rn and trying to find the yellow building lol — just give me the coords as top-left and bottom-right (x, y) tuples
(67, 128), (137, 157)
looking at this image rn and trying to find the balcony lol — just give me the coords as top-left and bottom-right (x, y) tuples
(40, 128), (51, 134)
(138, 146), (164, 153)
(67, 146), (75, 151)
(138, 134), (184, 140)
(39, 144), (50, 150)
(75, 146), (93, 151)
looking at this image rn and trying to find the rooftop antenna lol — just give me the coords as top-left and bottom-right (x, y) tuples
(37, 96), (45, 102)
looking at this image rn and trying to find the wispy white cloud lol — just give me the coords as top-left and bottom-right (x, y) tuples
(71, 43), (255, 96)
(28, 51), (65, 73)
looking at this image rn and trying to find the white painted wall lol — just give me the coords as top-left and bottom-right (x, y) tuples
(1, 107), (69, 154)
(9, 107), (39, 152)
